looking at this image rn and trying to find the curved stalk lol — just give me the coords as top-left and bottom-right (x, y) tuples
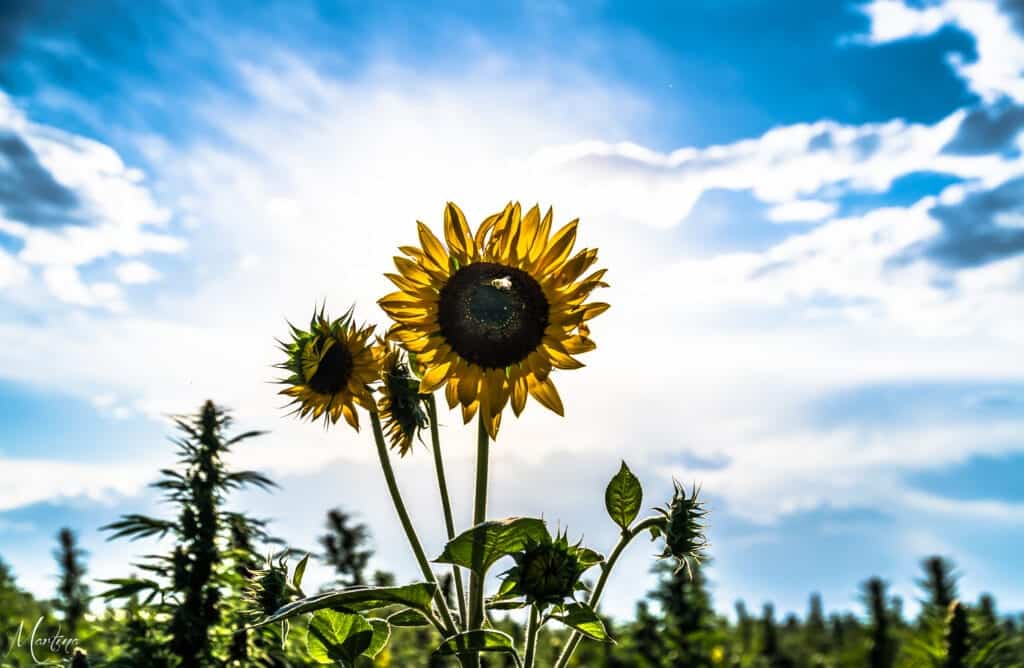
(369, 410), (458, 636)
(553, 516), (664, 668)
(523, 605), (541, 668)
(426, 394), (468, 628)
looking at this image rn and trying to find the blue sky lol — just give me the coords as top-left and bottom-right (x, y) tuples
(2, 0), (1024, 625)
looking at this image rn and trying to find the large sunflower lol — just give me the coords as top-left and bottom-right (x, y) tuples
(378, 202), (609, 439)
(276, 306), (377, 429)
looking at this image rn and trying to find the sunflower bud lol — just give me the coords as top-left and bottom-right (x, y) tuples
(244, 554), (294, 619)
(275, 305), (377, 430)
(375, 340), (430, 456)
(654, 480), (709, 577)
(502, 531), (589, 609)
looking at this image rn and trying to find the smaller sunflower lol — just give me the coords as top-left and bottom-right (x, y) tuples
(276, 306), (377, 430)
(374, 340), (430, 456)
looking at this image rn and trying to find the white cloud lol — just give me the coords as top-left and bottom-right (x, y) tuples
(767, 199), (838, 223)
(0, 457), (150, 512)
(115, 260), (161, 285)
(857, 0), (1024, 103)
(0, 92), (184, 308)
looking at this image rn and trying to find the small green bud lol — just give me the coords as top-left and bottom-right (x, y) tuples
(654, 480), (709, 577)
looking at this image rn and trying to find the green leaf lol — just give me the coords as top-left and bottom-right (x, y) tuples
(386, 608), (431, 627)
(306, 610), (374, 666)
(363, 618), (391, 658)
(549, 603), (612, 643)
(97, 578), (161, 601)
(576, 547), (605, 568)
(434, 630), (522, 667)
(255, 583), (438, 627)
(435, 517), (547, 576)
(292, 553), (309, 590)
(488, 600), (529, 611)
(605, 461), (642, 531)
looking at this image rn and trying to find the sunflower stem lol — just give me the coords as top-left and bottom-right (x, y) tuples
(369, 410), (458, 637)
(426, 394), (469, 629)
(523, 605), (541, 668)
(553, 516), (663, 668)
(466, 415), (491, 659)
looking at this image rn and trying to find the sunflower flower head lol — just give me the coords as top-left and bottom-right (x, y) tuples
(501, 530), (594, 610)
(375, 339), (430, 456)
(379, 201), (609, 439)
(276, 305), (377, 430)
(654, 480), (709, 578)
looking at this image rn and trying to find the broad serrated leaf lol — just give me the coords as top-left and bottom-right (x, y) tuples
(434, 517), (546, 576)
(254, 583), (437, 627)
(549, 603), (612, 643)
(306, 610), (373, 666)
(387, 608), (431, 627)
(363, 618), (391, 658)
(605, 462), (642, 530)
(434, 630), (522, 667)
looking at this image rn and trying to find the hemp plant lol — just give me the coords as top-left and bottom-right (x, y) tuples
(258, 202), (710, 667)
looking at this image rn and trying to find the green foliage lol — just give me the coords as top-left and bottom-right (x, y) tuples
(98, 400), (282, 667)
(320, 508), (373, 587)
(434, 629), (521, 666)
(53, 528), (89, 637)
(435, 517), (548, 576)
(605, 462), (642, 531)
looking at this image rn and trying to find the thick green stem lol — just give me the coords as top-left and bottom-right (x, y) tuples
(523, 605), (541, 668)
(553, 517), (663, 668)
(369, 410), (458, 636)
(426, 394), (468, 628)
(464, 416), (491, 668)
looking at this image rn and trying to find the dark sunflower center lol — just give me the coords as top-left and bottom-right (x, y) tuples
(437, 262), (549, 369)
(308, 340), (354, 395)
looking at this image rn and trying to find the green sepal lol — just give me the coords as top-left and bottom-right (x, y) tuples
(433, 629), (522, 667)
(548, 602), (613, 643)
(434, 517), (547, 576)
(605, 461), (642, 531)
(292, 553), (309, 591)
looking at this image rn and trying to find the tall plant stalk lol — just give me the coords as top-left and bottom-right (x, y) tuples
(426, 394), (468, 627)
(369, 410), (458, 635)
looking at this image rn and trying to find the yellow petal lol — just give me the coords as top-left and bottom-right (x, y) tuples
(474, 212), (502, 252)
(535, 219), (578, 274)
(445, 377), (460, 409)
(511, 375), (528, 416)
(419, 358), (453, 393)
(461, 400), (479, 424)
(343, 402), (360, 430)
(544, 343), (585, 370)
(457, 364), (480, 406)
(393, 256), (434, 286)
(580, 302), (611, 321)
(528, 376), (564, 416)
(486, 368), (509, 416)
(563, 335), (596, 354)
(416, 221), (451, 273)
(516, 204), (540, 263)
(444, 202), (477, 262)
(527, 206), (554, 265)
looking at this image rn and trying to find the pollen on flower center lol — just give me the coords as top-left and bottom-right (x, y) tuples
(308, 342), (354, 395)
(437, 262), (549, 369)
